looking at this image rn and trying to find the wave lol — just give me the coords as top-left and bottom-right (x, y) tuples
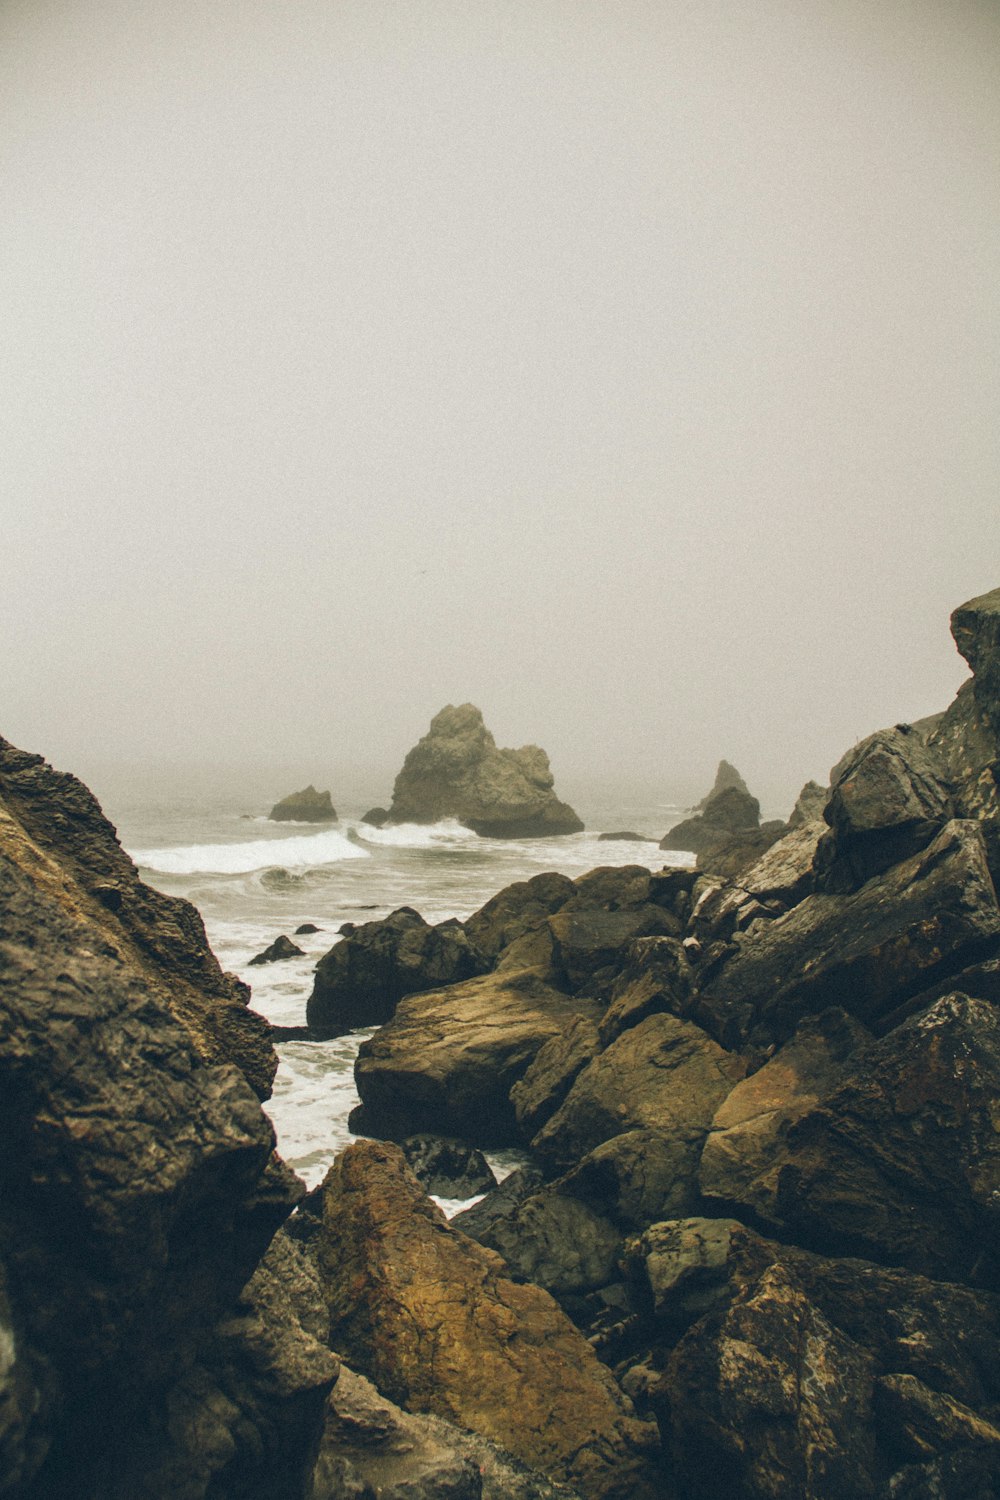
(350, 818), (481, 849)
(131, 829), (370, 876)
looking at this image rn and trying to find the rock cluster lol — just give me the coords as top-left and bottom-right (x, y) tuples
(384, 702), (584, 837)
(309, 585), (1000, 1499)
(268, 784), (337, 821)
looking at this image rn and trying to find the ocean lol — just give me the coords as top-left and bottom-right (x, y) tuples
(95, 774), (694, 1196)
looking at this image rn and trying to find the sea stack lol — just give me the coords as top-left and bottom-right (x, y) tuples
(268, 785), (337, 822)
(385, 703), (584, 838)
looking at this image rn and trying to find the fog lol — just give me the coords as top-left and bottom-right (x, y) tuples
(2, 0), (997, 817)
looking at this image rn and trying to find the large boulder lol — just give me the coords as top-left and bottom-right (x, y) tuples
(352, 970), (603, 1145)
(315, 1140), (660, 1500)
(268, 785), (337, 822)
(306, 906), (487, 1037)
(385, 704), (584, 837)
(660, 781), (762, 856)
(464, 871), (576, 966)
(529, 1012), (746, 1174)
(0, 735), (277, 1098)
(0, 829), (336, 1499)
(692, 819), (1000, 1050)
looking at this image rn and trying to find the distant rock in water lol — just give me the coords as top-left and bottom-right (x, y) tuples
(360, 806), (389, 827)
(598, 830), (656, 842)
(661, 776), (761, 856)
(385, 703), (584, 838)
(248, 934), (304, 966)
(691, 759), (750, 812)
(268, 785), (337, 822)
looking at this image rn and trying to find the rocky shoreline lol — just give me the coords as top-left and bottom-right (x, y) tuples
(3, 584), (1000, 1498)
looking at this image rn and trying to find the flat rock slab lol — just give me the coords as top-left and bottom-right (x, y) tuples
(316, 1140), (659, 1500)
(353, 971), (602, 1146)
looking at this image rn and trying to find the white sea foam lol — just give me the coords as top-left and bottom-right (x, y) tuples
(131, 828), (370, 876)
(351, 817), (481, 849)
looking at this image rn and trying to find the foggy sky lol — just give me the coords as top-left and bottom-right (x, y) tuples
(2, 0), (998, 815)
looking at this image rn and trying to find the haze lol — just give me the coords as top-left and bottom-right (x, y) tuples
(2, 0), (997, 817)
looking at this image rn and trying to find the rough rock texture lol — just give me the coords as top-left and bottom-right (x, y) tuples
(400, 1135), (498, 1199)
(450, 1164), (548, 1242)
(693, 818), (1000, 1049)
(695, 820), (786, 880)
(529, 1012), (746, 1173)
(385, 704), (584, 837)
(472, 1187), (623, 1298)
(307, 906), (487, 1038)
(464, 871), (576, 978)
(0, 736), (277, 1098)
(787, 779), (828, 828)
(352, 971), (602, 1145)
(249, 933), (304, 966)
(0, 839), (336, 1499)
(689, 818), (824, 945)
(268, 785), (337, 822)
(510, 1017), (602, 1140)
(660, 781), (762, 856)
(952, 584), (1000, 740)
(597, 937), (695, 1046)
(699, 1008), (872, 1224)
(315, 1141), (660, 1500)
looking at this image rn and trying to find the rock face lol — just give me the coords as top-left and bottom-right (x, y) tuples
(268, 785), (337, 822)
(315, 1140), (659, 1500)
(692, 759), (750, 810)
(0, 794), (337, 1498)
(307, 906), (488, 1037)
(385, 704), (584, 837)
(0, 736), (278, 1099)
(660, 776), (762, 856)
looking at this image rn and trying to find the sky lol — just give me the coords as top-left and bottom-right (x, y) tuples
(2, 0), (998, 815)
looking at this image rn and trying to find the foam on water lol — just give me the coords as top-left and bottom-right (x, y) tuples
(131, 828), (369, 876)
(351, 817), (481, 849)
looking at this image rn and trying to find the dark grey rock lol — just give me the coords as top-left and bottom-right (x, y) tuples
(268, 785), (337, 822)
(249, 934), (305, 966)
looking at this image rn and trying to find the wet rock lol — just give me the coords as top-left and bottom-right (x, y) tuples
(464, 871), (576, 968)
(530, 1012), (746, 1174)
(560, 1127), (708, 1230)
(598, 937), (694, 1046)
(699, 1008), (872, 1224)
(471, 1187), (623, 1298)
(546, 868), (681, 991)
(0, 735), (277, 1099)
(400, 1135), (498, 1199)
(306, 905), (487, 1038)
(450, 1164), (547, 1241)
(360, 806), (389, 827)
(693, 819), (1000, 1049)
(315, 1140), (660, 1500)
(249, 933), (305, 966)
(510, 1017), (601, 1140)
(385, 704), (583, 837)
(623, 1216), (745, 1328)
(352, 971), (602, 1146)
(597, 831), (656, 842)
(268, 785), (337, 822)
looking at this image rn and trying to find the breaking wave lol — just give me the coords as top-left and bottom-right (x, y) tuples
(131, 829), (370, 876)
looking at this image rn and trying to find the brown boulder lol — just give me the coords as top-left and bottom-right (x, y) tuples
(315, 1140), (659, 1500)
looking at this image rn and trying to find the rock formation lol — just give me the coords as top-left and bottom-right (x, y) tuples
(268, 784), (337, 821)
(660, 773), (763, 857)
(385, 703), (584, 837)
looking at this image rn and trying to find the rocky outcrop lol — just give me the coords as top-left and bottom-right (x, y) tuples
(691, 759), (750, 810)
(307, 906), (487, 1037)
(660, 778), (762, 857)
(399, 1135), (497, 1199)
(385, 704), (583, 837)
(315, 1140), (660, 1500)
(249, 933), (304, 965)
(0, 736), (277, 1099)
(0, 819), (336, 1499)
(268, 785), (337, 822)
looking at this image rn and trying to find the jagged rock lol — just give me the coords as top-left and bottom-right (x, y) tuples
(510, 1017), (602, 1140)
(757, 993), (1000, 1283)
(692, 760), (750, 811)
(530, 1013), (746, 1174)
(0, 840), (335, 1499)
(471, 1186), (623, 1298)
(450, 1164), (547, 1241)
(699, 1008), (872, 1223)
(312, 1364), (583, 1500)
(315, 1140), (660, 1500)
(537, 866), (682, 993)
(692, 819), (1000, 1050)
(268, 785), (337, 822)
(695, 821), (786, 880)
(598, 937), (695, 1046)
(0, 736), (277, 1098)
(352, 971), (603, 1146)
(400, 1135), (498, 1199)
(249, 934), (305, 966)
(306, 906), (487, 1038)
(560, 1127), (709, 1230)
(689, 818), (825, 945)
(660, 783), (762, 856)
(385, 704), (583, 837)
(952, 584), (1000, 739)
(464, 871), (576, 967)
(813, 725), (953, 892)
(787, 779), (827, 828)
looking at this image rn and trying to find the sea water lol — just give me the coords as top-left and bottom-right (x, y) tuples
(99, 778), (692, 1193)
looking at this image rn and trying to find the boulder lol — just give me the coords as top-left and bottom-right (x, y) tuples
(450, 1164), (547, 1242)
(249, 933), (304, 966)
(360, 806), (389, 827)
(399, 1135), (498, 1199)
(758, 993), (1000, 1283)
(385, 704), (583, 837)
(306, 906), (487, 1038)
(597, 831), (656, 842)
(688, 818), (825, 945)
(952, 583), (1000, 740)
(0, 836), (336, 1499)
(464, 871), (576, 967)
(470, 1186), (623, 1298)
(0, 735), (277, 1098)
(698, 1008), (872, 1223)
(510, 1017), (602, 1140)
(295, 922), (321, 934)
(693, 819), (1000, 1050)
(597, 937), (694, 1046)
(660, 782), (762, 856)
(813, 725), (953, 892)
(352, 971), (603, 1146)
(530, 1012), (746, 1174)
(559, 1127), (709, 1230)
(315, 1140), (660, 1500)
(268, 785), (337, 822)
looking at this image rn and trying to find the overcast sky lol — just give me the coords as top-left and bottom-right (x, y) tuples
(2, 0), (997, 813)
